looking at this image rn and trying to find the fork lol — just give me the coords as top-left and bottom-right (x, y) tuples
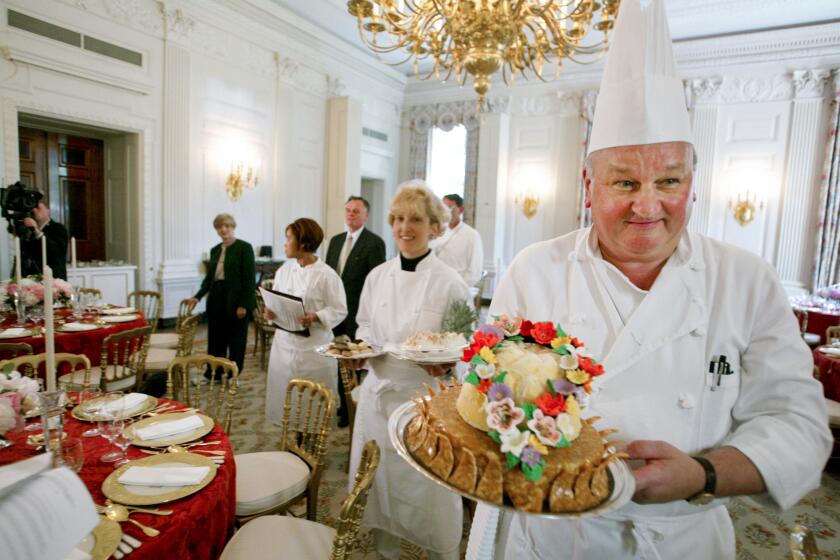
(112, 533), (143, 558)
(95, 504), (173, 516)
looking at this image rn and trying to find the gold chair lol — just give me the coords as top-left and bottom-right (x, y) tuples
(150, 298), (197, 349)
(794, 309), (820, 347)
(128, 290), (162, 334)
(827, 326), (840, 346)
(338, 362), (360, 439)
(5, 353), (91, 389)
(77, 287), (103, 299)
(234, 379), (335, 524)
(790, 525), (820, 559)
(221, 440), (380, 560)
(0, 342), (34, 360)
(58, 325), (152, 391)
(474, 269), (489, 311)
(166, 354), (238, 433)
(252, 290), (276, 370)
(143, 314), (200, 378)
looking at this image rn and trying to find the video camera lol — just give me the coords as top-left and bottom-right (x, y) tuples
(0, 181), (43, 241)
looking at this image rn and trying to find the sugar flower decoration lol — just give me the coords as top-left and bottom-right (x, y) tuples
(487, 382), (513, 402)
(527, 409), (562, 447)
(520, 445), (543, 467)
(485, 398), (525, 435)
(500, 429), (529, 457)
(474, 362), (496, 380)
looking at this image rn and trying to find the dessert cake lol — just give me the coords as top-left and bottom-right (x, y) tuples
(327, 335), (374, 357)
(402, 331), (467, 353)
(405, 316), (623, 513)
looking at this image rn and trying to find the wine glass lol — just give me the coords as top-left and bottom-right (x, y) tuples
(80, 389), (104, 437)
(60, 437), (85, 473)
(113, 421), (133, 466)
(97, 391), (124, 462)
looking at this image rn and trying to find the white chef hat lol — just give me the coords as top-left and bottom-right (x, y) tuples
(587, 0), (693, 156)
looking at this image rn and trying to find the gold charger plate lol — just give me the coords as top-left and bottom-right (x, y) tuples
(125, 412), (214, 448)
(72, 394), (158, 422)
(100, 314), (140, 323)
(0, 328), (35, 339)
(102, 452), (217, 506)
(58, 322), (102, 333)
(77, 516), (122, 560)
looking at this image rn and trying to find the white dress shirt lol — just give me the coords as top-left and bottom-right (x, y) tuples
(429, 221), (484, 287)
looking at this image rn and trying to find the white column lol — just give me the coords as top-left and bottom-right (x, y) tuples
(156, 41), (197, 318)
(476, 97), (511, 296)
(325, 96), (362, 240)
(686, 78), (722, 235)
(776, 69), (832, 295)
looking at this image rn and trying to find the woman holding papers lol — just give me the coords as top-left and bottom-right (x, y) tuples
(347, 182), (471, 560)
(189, 213), (256, 378)
(264, 218), (347, 424)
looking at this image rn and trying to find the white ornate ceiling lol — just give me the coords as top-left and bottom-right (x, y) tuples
(266, 0), (840, 76)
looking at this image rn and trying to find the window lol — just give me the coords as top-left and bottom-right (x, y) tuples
(426, 124), (467, 199)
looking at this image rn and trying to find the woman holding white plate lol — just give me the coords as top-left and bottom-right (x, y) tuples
(348, 181), (471, 560)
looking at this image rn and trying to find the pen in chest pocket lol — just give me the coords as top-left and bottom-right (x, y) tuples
(708, 355), (733, 391)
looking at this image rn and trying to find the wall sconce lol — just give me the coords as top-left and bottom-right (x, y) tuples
(729, 190), (764, 226)
(515, 189), (540, 219)
(226, 161), (259, 202)
(514, 165), (546, 219)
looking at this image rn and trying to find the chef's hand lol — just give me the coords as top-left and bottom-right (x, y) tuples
(626, 440), (706, 504)
(420, 362), (455, 378)
(22, 217), (40, 236)
(344, 358), (367, 370)
(187, 297), (199, 306)
(236, 307), (246, 319)
(298, 312), (320, 328)
(264, 308), (277, 320)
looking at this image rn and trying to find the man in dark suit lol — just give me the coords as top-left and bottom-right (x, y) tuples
(21, 198), (68, 280)
(326, 196), (386, 426)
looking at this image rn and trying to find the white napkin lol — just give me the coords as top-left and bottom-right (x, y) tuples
(134, 414), (204, 441)
(95, 393), (148, 414)
(62, 322), (97, 332)
(101, 307), (135, 315)
(1, 328), (27, 337)
(820, 347), (840, 357)
(118, 466), (210, 487)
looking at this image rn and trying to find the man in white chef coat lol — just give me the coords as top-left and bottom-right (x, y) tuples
(429, 194), (484, 287)
(467, 0), (832, 558)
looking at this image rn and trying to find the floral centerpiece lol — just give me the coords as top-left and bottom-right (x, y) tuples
(0, 368), (40, 435)
(459, 316), (605, 481)
(0, 275), (73, 309)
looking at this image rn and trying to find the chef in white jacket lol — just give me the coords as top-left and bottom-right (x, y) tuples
(429, 193), (484, 287)
(468, 1), (832, 558)
(348, 181), (472, 560)
(265, 218), (347, 424)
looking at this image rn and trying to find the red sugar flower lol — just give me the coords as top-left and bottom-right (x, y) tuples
(477, 378), (493, 394)
(531, 322), (557, 345)
(570, 337), (584, 348)
(520, 320), (534, 337)
(535, 392), (566, 416)
(578, 357), (605, 376)
(473, 331), (501, 350)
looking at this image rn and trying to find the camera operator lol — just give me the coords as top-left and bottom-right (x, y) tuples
(20, 195), (68, 280)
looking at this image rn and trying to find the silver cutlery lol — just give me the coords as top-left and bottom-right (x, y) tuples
(112, 533), (142, 558)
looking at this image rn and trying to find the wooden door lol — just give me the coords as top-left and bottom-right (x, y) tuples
(18, 127), (48, 193)
(48, 133), (106, 261)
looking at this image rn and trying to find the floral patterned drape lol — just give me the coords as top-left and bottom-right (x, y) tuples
(406, 102), (481, 225)
(813, 70), (840, 289)
(576, 90), (598, 227)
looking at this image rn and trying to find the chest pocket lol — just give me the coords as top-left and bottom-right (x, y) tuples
(696, 349), (741, 449)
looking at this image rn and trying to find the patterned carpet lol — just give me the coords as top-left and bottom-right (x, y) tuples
(206, 328), (840, 559)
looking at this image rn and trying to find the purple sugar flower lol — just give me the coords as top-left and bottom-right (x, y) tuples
(488, 383), (513, 402)
(520, 445), (542, 467)
(479, 325), (506, 340)
(553, 379), (577, 395)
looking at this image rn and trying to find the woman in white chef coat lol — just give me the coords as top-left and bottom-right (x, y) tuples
(264, 218), (347, 424)
(347, 181), (472, 560)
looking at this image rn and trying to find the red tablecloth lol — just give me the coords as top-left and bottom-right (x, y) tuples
(814, 346), (840, 401)
(805, 310), (840, 345)
(0, 310), (146, 366)
(0, 399), (236, 560)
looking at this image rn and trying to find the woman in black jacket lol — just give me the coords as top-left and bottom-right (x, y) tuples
(189, 213), (256, 379)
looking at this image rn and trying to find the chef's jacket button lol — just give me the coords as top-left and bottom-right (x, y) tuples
(691, 327), (706, 337)
(678, 393), (695, 409)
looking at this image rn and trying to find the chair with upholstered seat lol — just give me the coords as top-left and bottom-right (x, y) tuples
(828, 326), (840, 346)
(150, 298), (197, 349)
(77, 287), (102, 300)
(166, 354), (238, 433)
(143, 314), (200, 378)
(128, 290), (162, 334)
(221, 440), (380, 560)
(58, 325), (152, 392)
(234, 379), (335, 524)
(1, 353), (91, 389)
(794, 309), (820, 347)
(0, 342), (34, 361)
(252, 290), (276, 370)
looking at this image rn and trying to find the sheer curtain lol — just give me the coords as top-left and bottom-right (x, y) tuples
(406, 101), (481, 225)
(813, 69), (840, 289)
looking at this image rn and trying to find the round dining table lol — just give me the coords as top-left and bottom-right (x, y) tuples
(0, 398), (236, 560)
(0, 309), (147, 366)
(815, 345), (840, 401)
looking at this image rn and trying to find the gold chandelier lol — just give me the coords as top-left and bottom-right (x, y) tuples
(347, 0), (619, 106)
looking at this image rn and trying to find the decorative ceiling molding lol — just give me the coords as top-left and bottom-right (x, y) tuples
(160, 4), (195, 42)
(684, 77), (723, 108)
(792, 68), (833, 99)
(406, 100), (480, 136)
(326, 75), (347, 97)
(718, 74), (793, 103)
(62, 0), (164, 36)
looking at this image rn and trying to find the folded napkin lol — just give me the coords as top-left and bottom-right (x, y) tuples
(102, 307), (135, 315)
(820, 347), (840, 357)
(62, 322), (97, 332)
(118, 465), (210, 487)
(134, 414), (204, 441)
(1, 328), (27, 337)
(94, 393), (148, 415)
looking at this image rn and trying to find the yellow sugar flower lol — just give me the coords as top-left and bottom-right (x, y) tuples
(479, 346), (497, 364)
(528, 434), (549, 455)
(566, 395), (581, 418)
(566, 369), (591, 384)
(550, 336), (571, 349)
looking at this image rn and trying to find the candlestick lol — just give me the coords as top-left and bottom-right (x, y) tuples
(70, 236), (77, 272)
(14, 236), (21, 285)
(41, 235), (47, 272)
(44, 265), (56, 392)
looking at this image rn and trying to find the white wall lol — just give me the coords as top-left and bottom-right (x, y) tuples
(0, 0), (406, 318)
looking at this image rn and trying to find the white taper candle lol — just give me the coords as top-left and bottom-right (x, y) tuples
(43, 265), (56, 392)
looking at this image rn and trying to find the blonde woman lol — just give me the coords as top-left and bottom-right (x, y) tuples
(348, 181), (471, 560)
